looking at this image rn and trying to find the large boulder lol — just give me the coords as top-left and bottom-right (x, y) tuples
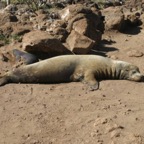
(59, 4), (104, 50)
(66, 30), (95, 54)
(66, 13), (86, 32)
(72, 17), (102, 43)
(0, 21), (32, 37)
(46, 20), (68, 42)
(102, 7), (125, 31)
(127, 13), (142, 26)
(59, 4), (92, 21)
(12, 23), (32, 36)
(123, 10), (142, 27)
(59, 4), (104, 33)
(22, 30), (71, 55)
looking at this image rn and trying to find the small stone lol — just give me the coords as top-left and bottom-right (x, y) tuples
(94, 117), (108, 126)
(135, 117), (139, 121)
(110, 130), (120, 138)
(127, 50), (143, 57)
(102, 94), (106, 97)
(0, 53), (8, 62)
(127, 109), (132, 112)
(108, 55), (118, 60)
(105, 123), (124, 134)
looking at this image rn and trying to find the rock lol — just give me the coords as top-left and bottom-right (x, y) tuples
(46, 20), (68, 42)
(110, 130), (121, 138)
(66, 30), (94, 54)
(105, 124), (124, 134)
(102, 7), (124, 31)
(51, 27), (68, 42)
(0, 21), (32, 37)
(0, 53), (8, 62)
(104, 0), (124, 8)
(94, 117), (109, 126)
(141, 13), (144, 28)
(72, 17), (88, 34)
(59, 4), (92, 21)
(0, 22), (13, 36)
(127, 50), (143, 57)
(66, 13), (86, 32)
(3, 4), (18, 13)
(22, 30), (71, 55)
(49, 20), (66, 30)
(0, 12), (18, 27)
(18, 14), (31, 22)
(124, 11), (142, 27)
(0, 3), (104, 55)
(12, 23), (32, 36)
(60, 4), (104, 33)
(35, 13), (49, 23)
(59, 4), (104, 49)
(72, 17), (102, 43)
(15, 6), (31, 16)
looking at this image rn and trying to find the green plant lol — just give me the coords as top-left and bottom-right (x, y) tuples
(0, 34), (10, 45)
(10, 0), (41, 11)
(10, 34), (21, 41)
(0, 34), (21, 45)
(92, 0), (107, 9)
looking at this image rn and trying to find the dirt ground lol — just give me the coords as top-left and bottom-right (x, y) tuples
(0, 27), (144, 144)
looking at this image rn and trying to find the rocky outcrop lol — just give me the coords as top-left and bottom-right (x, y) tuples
(59, 4), (92, 21)
(22, 30), (71, 55)
(123, 9), (142, 27)
(59, 4), (104, 53)
(72, 17), (102, 43)
(0, 3), (104, 55)
(102, 7), (124, 31)
(102, 6), (143, 32)
(66, 30), (95, 54)
(0, 12), (18, 26)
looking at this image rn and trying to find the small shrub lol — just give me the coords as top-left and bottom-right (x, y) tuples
(0, 34), (21, 45)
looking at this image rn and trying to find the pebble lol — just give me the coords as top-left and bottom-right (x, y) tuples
(102, 94), (106, 97)
(94, 117), (109, 126)
(127, 50), (143, 57)
(0, 53), (8, 61)
(135, 117), (139, 121)
(110, 130), (120, 138)
(105, 124), (124, 134)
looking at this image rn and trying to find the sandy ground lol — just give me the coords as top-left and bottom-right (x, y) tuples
(0, 27), (144, 144)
